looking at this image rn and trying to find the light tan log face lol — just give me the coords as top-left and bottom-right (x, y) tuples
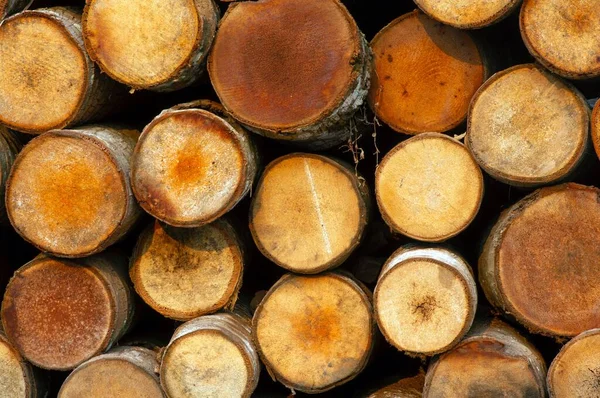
(376, 133), (483, 241)
(548, 329), (600, 397)
(130, 219), (244, 321)
(59, 347), (164, 398)
(250, 154), (369, 273)
(521, 0), (600, 79)
(208, 0), (370, 148)
(253, 273), (374, 393)
(369, 11), (486, 135)
(480, 184), (600, 337)
(1, 254), (133, 370)
(375, 247), (477, 356)
(414, 0), (520, 28)
(0, 331), (39, 398)
(368, 372), (425, 398)
(83, 0), (218, 91)
(467, 64), (589, 187)
(132, 103), (257, 227)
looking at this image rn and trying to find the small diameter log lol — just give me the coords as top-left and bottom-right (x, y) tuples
(0, 327), (43, 397)
(480, 183), (600, 338)
(375, 133), (483, 242)
(130, 219), (244, 321)
(548, 329), (600, 397)
(521, 0), (600, 79)
(423, 319), (547, 397)
(250, 153), (370, 274)
(467, 64), (589, 187)
(0, 8), (123, 134)
(414, 0), (520, 29)
(160, 310), (260, 398)
(208, 0), (371, 149)
(0, 127), (21, 222)
(1, 253), (134, 370)
(253, 272), (374, 393)
(0, 0), (31, 20)
(132, 101), (258, 227)
(375, 246), (477, 356)
(59, 346), (164, 398)
(592, 100), (600, 161)
(83, 0), (218, 92)
(6, 126), (141, 257)
(368, 372), (425, 398)
(369, 11), (488, 135)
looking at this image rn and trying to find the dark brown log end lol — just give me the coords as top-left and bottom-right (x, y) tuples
(414, 0), (521, 29)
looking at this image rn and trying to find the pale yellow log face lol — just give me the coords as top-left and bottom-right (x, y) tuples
(84, 0), (200, 87)
(0, 14), (86, 132)
(415, 0), (519, 28)
(0, 339), (27, 397)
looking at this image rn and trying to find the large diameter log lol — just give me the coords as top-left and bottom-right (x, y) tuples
(132, 101), (258, 227)
(414, 0), (520, 29)
(423, 319), (547, 397)
(208, 0), (371, 149)
(59, 346), (164, 398)
(521, 0), (600, 79)
(0, 0), (31, 19)
(6, 126), (142, 257)
(467, 64), (589, 187)
(250, 153), (370, 274)
(368, 372), (425, 398)
(83, 0), (218, 92)
(253, 272), (374, 393)
(160, 310), (260, 398)
(375, 247), (477, 356)
(369, 11), (488, 135)
(1, 253), (134, 370)
(547, 329), (600, 397)
(376, 133), (483, 242)
(130, 219), (244, 321)
(0, 127), (21, 222)
(0, 8), (124, 134)
(0, 327), (44, 397)
(480, 183), (600, 338)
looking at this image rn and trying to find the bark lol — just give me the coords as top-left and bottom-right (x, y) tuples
(0, 0), (31, 19)
(0, 127), (20, 223)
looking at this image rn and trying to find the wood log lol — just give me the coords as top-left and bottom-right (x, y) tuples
(374, 246), (477, 356)
(479, 183), (600, 338)
(414, 0), (520, 29)
(160, 310), (260, 398)
(0, 7), (124, 134)
(368, 11), (488, 135)
(592, 99), (600, 161)
(6, 125), (142, 257)
(130, 219), (244, 321)
(0, 0), (31, 19)
(375, 133), (483, 242)
(0, 327), (44, 397)
(0, 126), (21, 222)
(1, 253), (134, 370)
(132, 100), (258, 227)
(253, 272), (374, 393)
(520, 0), (600, 79)
(59, 346), (163, 398)
(368, 372), (425, 398)
(547, 328), (600, 397)
(423, 319), (547, 397)
(208, 0), (371, 149)
(249, 153), (370, 274)
(83, 0), (219, 92)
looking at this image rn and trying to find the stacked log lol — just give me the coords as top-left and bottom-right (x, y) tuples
(0, 0), (30, 19)
(413, 0), (521, 29)
(0, 327), (44, 397)
(368, 372), (425, 398)
(0, 127), (20, 222)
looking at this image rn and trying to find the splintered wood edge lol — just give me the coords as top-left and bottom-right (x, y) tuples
(414, 0), (521, 29)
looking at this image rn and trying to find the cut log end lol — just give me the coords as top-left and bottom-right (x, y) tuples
(253, 273), (374, 393)
(376, 133), (483, 242)
(521, 0), (600, 79)
(250, 154), (368, 273)
(369, 11), (486, 134)
(467, 64), (588, 187)
(130, 219), (244, 321)
(368, 372), (425, 398)
(592, 101), (600, 161)
(0, 332), (36, 398)
(414, 0), (520, 28)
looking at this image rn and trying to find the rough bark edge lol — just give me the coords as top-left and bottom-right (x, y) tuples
(249, 153), (370, 274)
(0, 0), (32, 20)
(252, 272), (375, 394)
(414, 0), (522, 29)
(375, 133), (484, 241)
(0, 327), (45, 397)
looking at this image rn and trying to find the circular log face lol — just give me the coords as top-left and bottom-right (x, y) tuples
(369, 11), (485, 134)
(414, 0), (520, 28)
(6, 133), (128, 257)
(467, 64), (588, 187)
(592, 100), (600, 161)
(130, 220), (243, 321)
(521, 0), (600, 79)
(208, 0), (362, 133)
(0, 335), (29, 397)
(253, 273), (373, 393)
(0, 12), (87, 132)
(1, 258), (115, 370)
(250, 154), (367, 273)
(376, 133), (483, 241)
(548, 329), (600, 397)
